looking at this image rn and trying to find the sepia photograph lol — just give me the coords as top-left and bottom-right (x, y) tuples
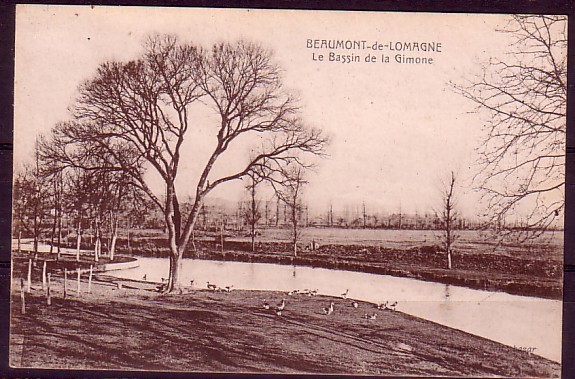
(9, 5), (566, 377)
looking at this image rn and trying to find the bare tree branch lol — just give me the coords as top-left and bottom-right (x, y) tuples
(451, 15), (566, 239)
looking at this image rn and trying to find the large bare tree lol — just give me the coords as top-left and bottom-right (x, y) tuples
(51, 36), (326, 291)
(453, 15), (566, 239)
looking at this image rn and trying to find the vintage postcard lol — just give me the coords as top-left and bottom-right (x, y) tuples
(10, 5), (565, 377)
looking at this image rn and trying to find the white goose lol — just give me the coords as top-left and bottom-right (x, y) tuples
(322, 301), (335, 315)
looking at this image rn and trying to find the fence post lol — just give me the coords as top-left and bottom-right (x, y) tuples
(64, 268), (67, 298)
(47, 273), (52, 306)
(77, 268), (81, 296)
(20, 278), (26, 314)
(88, 265), (93, 293)
(26, 259), (32, 293)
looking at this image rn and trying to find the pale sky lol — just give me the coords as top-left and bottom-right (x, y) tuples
(14, 5), (516, 218)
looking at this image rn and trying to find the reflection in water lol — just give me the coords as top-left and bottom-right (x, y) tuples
(110, 257), (561, 363)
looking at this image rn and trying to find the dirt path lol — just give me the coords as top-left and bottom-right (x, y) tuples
(9, 276), (560, 377)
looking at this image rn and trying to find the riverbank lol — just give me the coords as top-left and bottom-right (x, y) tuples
(9, 274), (560, 376)
(115, 236), (562, 300)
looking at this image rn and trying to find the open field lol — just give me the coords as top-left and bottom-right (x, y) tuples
(245, 227), (564, 261)
(119, 227), (563, 260)
(9, 271), (560, 376)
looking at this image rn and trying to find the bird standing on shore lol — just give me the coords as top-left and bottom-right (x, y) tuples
(365, 313), (377, 320)
(322, 301), (335, 315)
(351, 301), (359, 308)
(388, 301), (397, 311)
(207, 282), (217, 290)
(341, 289), (349, 299)
(276, 299), (286, 311)
(263, 299), (270, 310)
(142, 274), (147, 281)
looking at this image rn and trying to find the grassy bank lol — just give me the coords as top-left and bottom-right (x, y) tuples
(10, 274), (560, 376)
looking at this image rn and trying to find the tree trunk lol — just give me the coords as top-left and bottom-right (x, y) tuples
(94, 237), (100, 262)
(76, 226), (81, 261)
(292, 202), (298, 257)
(56, 214), (62, 260)
(57, 231), (61, 260)
(292, 219), (298, 257)
(220, 221), (224, 252)
(250, 180), (257, 252)
(127, 217), (132, 254)
(56, 174), (62, 260)
(50, 205), (57, 254)
(167, 244), (183, 293)
(76, 214), (83, 260)
(94, 216), (101, 262)
(109, 234), (117, 261)
(165, 184), (183, 293)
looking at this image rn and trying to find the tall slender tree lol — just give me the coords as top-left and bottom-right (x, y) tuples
(274, 166), (306, 257)
(243, 173), (262, 252)
(436, 171), (459, 269)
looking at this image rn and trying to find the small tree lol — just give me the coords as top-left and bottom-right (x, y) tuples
(436, 171), (459, 269)
(274, 166), (306, 257)
(243, 173), (262, 252)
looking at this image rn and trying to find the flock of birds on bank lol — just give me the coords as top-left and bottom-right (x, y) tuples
(146, 275), (235, 293)
(263, 288), (398, 319)
(142, 274), (398, 319)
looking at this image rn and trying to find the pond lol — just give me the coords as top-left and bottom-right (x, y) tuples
(110, 257), (562, 363)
